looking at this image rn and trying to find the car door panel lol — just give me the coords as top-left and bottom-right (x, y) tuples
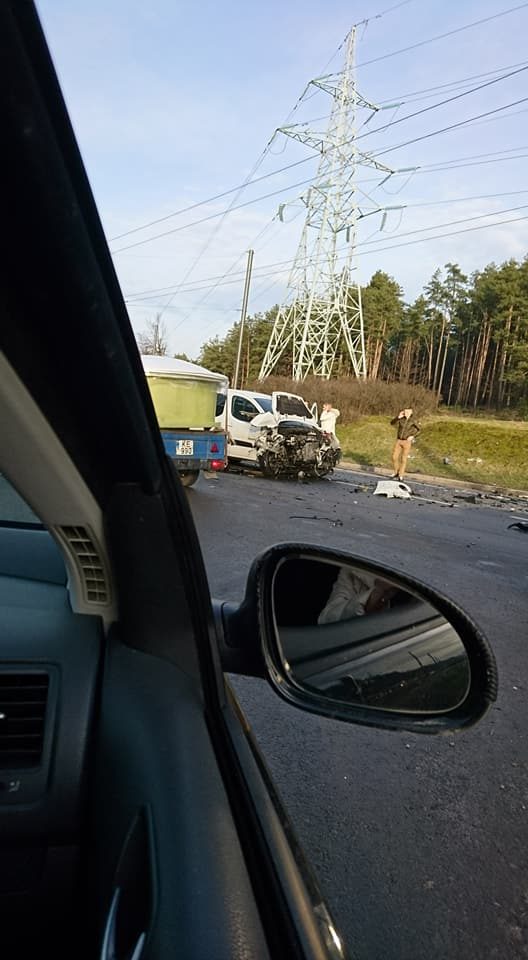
(228, 394), (260, 461)
(93, 635), (271, 960)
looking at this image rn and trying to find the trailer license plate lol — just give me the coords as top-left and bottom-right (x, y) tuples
(176, 440), (194, 455)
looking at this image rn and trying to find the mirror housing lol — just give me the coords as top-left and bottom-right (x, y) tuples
(219, 543), (498, 735)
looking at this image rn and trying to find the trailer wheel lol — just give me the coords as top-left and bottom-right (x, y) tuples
(179, 470), (200, 488)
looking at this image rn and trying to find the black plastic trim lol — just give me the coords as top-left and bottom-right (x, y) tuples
(212, 600), (266, 678)
(211, 687), (347, 960)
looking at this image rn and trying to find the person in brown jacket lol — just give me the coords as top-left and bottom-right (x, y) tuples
(390, 408), (420, 481)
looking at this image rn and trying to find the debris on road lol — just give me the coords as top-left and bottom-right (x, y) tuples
(414, 494), (455, 507)
(454, 493), (479, 504)
(330, 478), (369, 493)
(289, 515), (344, 527)
(373, 479), (412, 500)
(508, 521), (528, 533)
(297, 467), (528, 514)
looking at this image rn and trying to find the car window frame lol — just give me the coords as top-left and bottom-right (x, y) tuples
(232, 396), (260, 422)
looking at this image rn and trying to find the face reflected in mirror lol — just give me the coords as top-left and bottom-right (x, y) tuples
(272, 558), (471, 715)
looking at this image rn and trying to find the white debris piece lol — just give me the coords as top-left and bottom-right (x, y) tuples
(373, 479), (412, 499)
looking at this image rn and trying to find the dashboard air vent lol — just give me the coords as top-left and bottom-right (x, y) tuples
(0, 672), (49, 769)
(60, 525), (110, 604)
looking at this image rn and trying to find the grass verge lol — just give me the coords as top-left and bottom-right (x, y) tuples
(338, 415), (528, 490)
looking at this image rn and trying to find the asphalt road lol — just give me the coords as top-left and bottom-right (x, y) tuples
(189, 467), (528, 960)
(1, 467), (526, 958)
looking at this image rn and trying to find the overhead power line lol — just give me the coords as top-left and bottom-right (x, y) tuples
(112, 95), (528, 256)
(379, 59), (528, 104)
(118, 148), (528, 272)
(359, 211), (528, 256)
(359, 202), (528, 245)
(123, 189), (528, 300)
(142, 7), (424, 319)
(123, 190), (528, 300)
(124, 203), (528, 303)
(357, 2), (528, 68)
(413, 151), (528, 176)
(317, 0), (418, 74)
(375, 95), (528, 157)
(119, 146), (528, 257)
(112, 176), (317, 254)
(304, 58), (528, 127)
(169, 216), (280, 334)
(301, 64), (528, 141)
(125, 208), (528, 314)
(352, 64), (528, 144)
(110, 62), (528, 249)
(108, 158), (310, 244)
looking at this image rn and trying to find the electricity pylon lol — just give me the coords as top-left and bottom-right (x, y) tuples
(259, 26), (394, 381)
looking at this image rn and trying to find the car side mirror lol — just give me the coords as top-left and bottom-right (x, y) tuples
(217, 544), (498, 735)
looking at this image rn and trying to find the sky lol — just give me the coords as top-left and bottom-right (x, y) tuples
(37, 0), (528, 359)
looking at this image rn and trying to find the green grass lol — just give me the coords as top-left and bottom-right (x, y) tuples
(338, 414), (528, 491)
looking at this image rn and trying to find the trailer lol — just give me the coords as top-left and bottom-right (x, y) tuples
(142, 355), (228, 487)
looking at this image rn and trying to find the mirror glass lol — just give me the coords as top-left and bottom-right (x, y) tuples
(272, 558), (470, 714)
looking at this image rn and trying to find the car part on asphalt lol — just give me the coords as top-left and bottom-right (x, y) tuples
(373, 479), (412, 499)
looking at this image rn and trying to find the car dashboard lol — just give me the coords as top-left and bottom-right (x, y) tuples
(0, 522), (273, 960)
(0, 524), (103, 952)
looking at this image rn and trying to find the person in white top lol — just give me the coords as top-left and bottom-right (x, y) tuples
(319, 403), (340, 448)
(317, 567), (398, 624)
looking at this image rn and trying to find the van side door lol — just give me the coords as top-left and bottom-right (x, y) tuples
(227, 394), (261, 462)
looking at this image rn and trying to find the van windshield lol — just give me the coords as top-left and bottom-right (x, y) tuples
(275, 395), (311, 418)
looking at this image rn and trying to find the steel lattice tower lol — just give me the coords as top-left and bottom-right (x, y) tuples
(259, 27), (394, 381)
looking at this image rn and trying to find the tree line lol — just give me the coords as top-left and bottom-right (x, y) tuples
(195, 256), (528, 413)
(362, 258), (528, 413)
(138, 258), (528, 414)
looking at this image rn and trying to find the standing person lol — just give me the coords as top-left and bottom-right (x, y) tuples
(320, 402), (340, 447)
(390, 407), (420, 481)
(318, 567), (399, 624)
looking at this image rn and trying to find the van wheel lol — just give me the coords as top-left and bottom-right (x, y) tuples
(179, 470), (200, 488)
(259, 453), (281, 479)
(313, 464), (330, 478)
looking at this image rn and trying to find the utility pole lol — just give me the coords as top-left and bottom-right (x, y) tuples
(259, 27), (396, 382)
(234, 248), (254, 389)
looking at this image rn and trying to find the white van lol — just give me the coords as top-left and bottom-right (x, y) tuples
(216, 389), (318, 466)
(216, 387), (339, 478)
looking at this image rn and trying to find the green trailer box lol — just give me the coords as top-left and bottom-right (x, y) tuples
(141, 356), (228, 430)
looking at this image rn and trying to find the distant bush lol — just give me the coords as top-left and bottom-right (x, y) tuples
(245, 376), (439, 421)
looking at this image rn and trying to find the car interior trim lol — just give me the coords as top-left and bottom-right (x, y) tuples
(0, 354), (116, 623)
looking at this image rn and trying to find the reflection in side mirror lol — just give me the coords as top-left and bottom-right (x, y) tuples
(272, 557), (471, 715)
